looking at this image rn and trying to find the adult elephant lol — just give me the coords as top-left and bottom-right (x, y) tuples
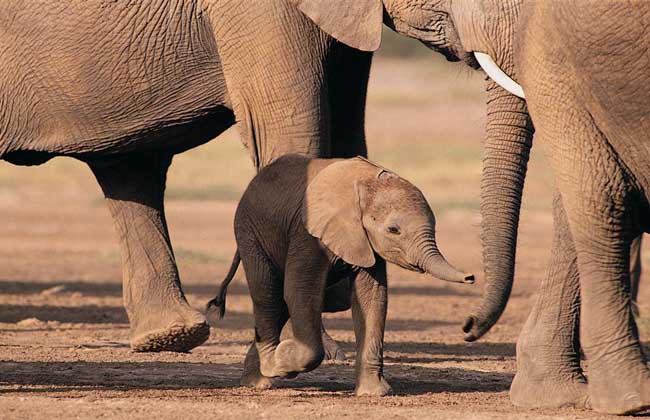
(293, 0), (649, 415)
(0, 1), (372, 352)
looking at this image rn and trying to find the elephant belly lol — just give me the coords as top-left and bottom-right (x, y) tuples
(0, 0), (232, 160)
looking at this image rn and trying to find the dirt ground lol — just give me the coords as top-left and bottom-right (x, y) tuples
(1, 56), (649, 420)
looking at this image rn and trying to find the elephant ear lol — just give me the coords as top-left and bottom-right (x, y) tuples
(303, 158), (379, 267)
(292, 0), (384, 52)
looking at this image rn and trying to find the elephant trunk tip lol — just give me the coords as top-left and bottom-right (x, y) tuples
(462, 274), (476, 284)
(462, 312), (498, 342)
(423, 253), (475, 285)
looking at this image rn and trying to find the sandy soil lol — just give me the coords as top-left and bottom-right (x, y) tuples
(1, 57), (649, 420)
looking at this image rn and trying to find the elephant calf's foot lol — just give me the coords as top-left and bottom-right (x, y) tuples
(241, 343), (273, 390)
(260, 339), (324, 378)
(322, 330), (347, 361)
(131, 321), (210, 353)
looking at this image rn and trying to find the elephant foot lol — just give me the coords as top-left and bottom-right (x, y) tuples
(241, 343), (274, 390)
(259, 339), (324, 378)
(240, 371), (273, 390)
(586, 359), (650, 415)
(131, 321), (210, 353)
(322, 329), (347, 361)
(510, 370), (588, 409)
(355, 373), (392, 397)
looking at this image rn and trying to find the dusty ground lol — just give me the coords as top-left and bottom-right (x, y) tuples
(1, 54), (650, 419)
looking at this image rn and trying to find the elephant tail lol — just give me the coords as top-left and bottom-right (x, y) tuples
(206, 249), (241, 320)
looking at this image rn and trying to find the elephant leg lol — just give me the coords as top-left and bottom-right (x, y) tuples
(89, 153), (208, 352)
(240, 342), (273, 390)
(547, 128), (650, 414)
(264, 249), (328, 378)
(319, 276), (354, 361)
(574, 223), (649, 414)
(328, 42), (372, 159)
(510, 191), (588, 409)
(352, 261), (392, 397)
(211, 3), (333, 167)
(629, 234), (642, 317)
(238, 242), (289, 380)
(280, 319), (347, 362)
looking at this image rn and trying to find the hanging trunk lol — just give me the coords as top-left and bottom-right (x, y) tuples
(463, 79), (534, 342)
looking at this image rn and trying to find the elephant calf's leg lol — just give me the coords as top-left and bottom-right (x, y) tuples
(351, 261), (391, 397)
(320, 277), (354, 361)
(510, 192), (588, 409)
(89, 153), (208, 352)
(240, 343), (273, 390)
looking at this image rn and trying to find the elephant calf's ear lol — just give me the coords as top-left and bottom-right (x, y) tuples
(303, 160), (376, 268)
(292, 0), (384, 52)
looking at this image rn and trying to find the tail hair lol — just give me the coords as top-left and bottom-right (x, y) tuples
(206, 250), (240, 320)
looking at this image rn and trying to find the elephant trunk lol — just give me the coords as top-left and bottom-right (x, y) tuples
(462, 80), (534, 342)
(422, 249), (475, 284)
(411, 231), (474, 284)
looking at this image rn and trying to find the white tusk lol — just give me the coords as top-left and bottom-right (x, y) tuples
(473, 52), (525, 99)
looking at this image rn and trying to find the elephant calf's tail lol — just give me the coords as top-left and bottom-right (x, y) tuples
(206, 250), (241, 320)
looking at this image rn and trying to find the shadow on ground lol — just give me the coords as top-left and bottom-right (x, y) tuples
(0, 280), (479, 298)
(0, 280), (243, 298)
(0, 304), (128, 324)
(0, 359), (512, 396)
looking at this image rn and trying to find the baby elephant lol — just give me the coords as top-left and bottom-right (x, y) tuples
(208, 155), (473, 396)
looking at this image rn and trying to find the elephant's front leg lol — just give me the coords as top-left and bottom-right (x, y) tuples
(352, 261), (392, 397)
(89, 153), (208, 352)
(510, 191), (587, 409)
(542, 116), (650, 414)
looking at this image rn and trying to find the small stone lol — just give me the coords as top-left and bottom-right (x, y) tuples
(16, 318), (46, 328)
(40, 285), (66, 296)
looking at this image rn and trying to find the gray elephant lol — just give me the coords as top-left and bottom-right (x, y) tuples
(207, 154), (473, 396)
(289, 0), (650, 415)
(0, 1), (373, 352)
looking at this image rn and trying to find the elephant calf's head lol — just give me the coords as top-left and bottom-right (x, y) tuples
(303, 157), (473, 284)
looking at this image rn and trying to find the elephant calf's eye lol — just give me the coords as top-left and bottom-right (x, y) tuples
(387, 225), (401, 235)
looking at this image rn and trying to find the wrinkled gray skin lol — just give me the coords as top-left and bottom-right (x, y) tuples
(0, 1), (372, 352)
(208, 155), (472, 396)
(293, 0), (650, 415)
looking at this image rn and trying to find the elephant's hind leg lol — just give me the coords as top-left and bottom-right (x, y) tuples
(237, 238), (290, 381)
(89, 153), (208, 352)
(510, 191), (588, 409)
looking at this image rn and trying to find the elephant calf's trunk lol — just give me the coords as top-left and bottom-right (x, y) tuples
(423, 252), (474, 284)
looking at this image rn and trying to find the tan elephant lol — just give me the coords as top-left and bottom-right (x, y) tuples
(291, 0), (650, 415)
